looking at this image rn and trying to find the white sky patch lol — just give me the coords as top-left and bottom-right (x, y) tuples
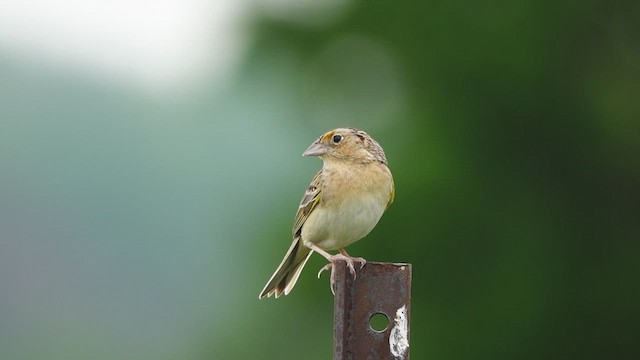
(0, 0), (249, 96)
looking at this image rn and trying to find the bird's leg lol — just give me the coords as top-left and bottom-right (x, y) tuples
(309, 244), (367, 295)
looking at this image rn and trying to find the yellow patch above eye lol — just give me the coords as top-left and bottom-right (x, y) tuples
(321, 130), (336, 142)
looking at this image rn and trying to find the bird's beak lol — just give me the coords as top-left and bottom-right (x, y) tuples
(303, 141), (329, 157)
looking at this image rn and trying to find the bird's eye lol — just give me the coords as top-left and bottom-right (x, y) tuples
(332, 134), (343, 144)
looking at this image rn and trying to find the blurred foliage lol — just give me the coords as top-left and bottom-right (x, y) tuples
(242, 1), (640, 359)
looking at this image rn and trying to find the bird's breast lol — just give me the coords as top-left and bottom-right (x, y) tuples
(301, 164), (392, 250)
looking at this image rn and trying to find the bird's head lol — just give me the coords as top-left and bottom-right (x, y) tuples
(303, 128), (388, 165)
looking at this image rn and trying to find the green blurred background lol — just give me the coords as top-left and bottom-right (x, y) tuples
(1, 0), (638, 359)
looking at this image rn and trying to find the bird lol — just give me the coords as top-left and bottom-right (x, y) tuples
(259, 127), (395, 299)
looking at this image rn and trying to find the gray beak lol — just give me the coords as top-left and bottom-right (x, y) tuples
(303, 141), (329, 157)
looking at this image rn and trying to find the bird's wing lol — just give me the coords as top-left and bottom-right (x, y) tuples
(292, 170), (322, 238)
(386, 176), (395, 210)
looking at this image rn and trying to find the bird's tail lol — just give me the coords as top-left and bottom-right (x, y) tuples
(259, 239), (312, 299)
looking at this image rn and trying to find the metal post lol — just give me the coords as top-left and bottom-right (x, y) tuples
(333, 262), (412, 360)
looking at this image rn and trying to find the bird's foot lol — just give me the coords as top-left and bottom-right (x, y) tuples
(317, 253), (367, 295)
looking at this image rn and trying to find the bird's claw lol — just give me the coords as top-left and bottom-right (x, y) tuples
(352, 257), (367, 270)
(317, 263), (332, 279)
(317, 263), (338, 295)
(317, 254), (367, 295)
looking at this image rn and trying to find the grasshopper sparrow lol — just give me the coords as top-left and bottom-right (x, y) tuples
(259, 128), (394, 298)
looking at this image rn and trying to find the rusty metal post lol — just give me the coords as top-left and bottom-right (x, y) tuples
(333, 262), (412, 360)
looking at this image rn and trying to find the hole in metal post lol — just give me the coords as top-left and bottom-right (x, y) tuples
(369, 312), (389, 333)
